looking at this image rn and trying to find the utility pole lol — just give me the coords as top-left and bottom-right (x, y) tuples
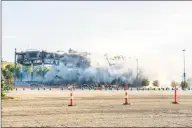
(136, 58), (139, 80)
(182, 49), (186, 87)
(14, 48), (17, 88)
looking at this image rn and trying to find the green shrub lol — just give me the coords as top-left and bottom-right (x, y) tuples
(141, 79), (150, 86)
(1, 90), (5, 97)
(181, 81), (188, 89)
(171, 81), (178, 87)
(153, 80), (159, 87)
(4, 84), (14, 91)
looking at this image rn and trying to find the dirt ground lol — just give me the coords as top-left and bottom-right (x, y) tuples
(2, 89), (192, 127)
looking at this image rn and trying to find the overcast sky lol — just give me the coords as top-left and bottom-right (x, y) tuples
(2, 1), (192, 84)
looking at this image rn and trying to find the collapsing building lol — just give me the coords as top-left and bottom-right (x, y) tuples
(15, 48), (142, 87)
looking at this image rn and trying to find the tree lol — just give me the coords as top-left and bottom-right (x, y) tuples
(2, 64), (15, 82)
(33, 66), (51, 76)
(15, 64), (21, 78)
(1, 74), (5, 97)
(3, 64), (21, 78)
(5, 64), (14, 73)
(171, 81), (178, 88)
(33, 66), (41, 76)
(141, 79), (150, 86)
(24, 66), (31, 73)
(3, 69), (13, 84)
(152, 80), (159, 87)
(181, 81), (188, 89)
(1, 72), (14, 98)
(44, 66), (51, 74)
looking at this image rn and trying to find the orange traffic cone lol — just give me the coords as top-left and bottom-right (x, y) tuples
(68, 87), (75, 106)
(172, 87), (178, 104)
(123, 85), (130, 105)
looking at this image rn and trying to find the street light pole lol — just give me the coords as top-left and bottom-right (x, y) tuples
(136, 58), (139, 80)
(182, 49), (186, 87)
(14, 48), (17, 88)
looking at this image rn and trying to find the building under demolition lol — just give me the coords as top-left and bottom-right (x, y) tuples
(14, 48), (141, 88)
(15, 48), (90, 85)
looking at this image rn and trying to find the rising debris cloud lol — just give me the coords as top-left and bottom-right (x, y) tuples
(42, 49), (143, 86)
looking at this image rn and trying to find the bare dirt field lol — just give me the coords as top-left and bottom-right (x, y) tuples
(2, 89), (192, 127)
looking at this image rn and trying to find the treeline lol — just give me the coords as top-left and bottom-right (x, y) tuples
(1, 63), (50, 84)
(141, 79), (189, 89)
(1, 63), (51, 97)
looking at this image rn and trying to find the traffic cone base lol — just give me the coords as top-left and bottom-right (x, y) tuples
(123, 103), (131, 105)
(172, 102), (179, 104)
(68, 104), (76, 106)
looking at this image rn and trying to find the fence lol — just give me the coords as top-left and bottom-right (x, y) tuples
(12, 87), (192, 91)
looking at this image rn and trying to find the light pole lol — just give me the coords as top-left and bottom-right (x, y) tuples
(182, 49), (186, 87)
(136, 58), (139, 80)
(129, 57), (139, 80)
(14, 48), (17, 88)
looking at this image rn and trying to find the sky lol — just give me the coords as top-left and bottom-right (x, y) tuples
(2, 1), (192, 84)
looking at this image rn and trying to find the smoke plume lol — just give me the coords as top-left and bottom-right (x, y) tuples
(42, 49), (142, 86)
